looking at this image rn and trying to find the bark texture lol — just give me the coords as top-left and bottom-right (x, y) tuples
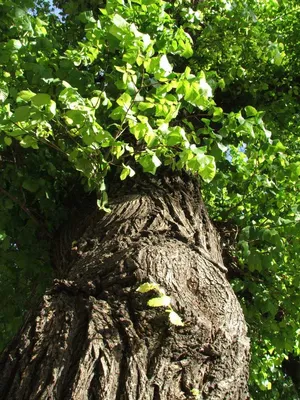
(0, 171), (250, 400)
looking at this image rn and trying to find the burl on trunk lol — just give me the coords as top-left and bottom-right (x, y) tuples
(0, 171), (250, 400)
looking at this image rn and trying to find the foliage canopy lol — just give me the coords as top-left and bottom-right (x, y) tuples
(0, 0), (299, 398)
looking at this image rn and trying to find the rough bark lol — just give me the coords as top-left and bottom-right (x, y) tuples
(0, 171), (250, 400)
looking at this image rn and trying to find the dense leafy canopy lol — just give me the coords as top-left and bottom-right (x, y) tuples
(0, 0), (299, 398)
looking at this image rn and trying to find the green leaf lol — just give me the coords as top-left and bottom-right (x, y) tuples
(1, 236), (10, 250)
(120, 164), (135, 180)
(169, 311), (184, 326)
(199, 74), (212, 98)
(145, 55), (172, 77)
(116, 92), (132, 110)
(289, 162), (300, 181)
(97, 191), (111, 213)
(248, 251), (262, 272)
(136, 282), (160, 293)
(22, 179), (39, 193)
(112, 14), (128, 29)
(191, 388), (201, 399)
(31, 94), (51, 107)
(239, 240), (250, 257)
(7, 39), (22, 49)
(109, 14), (129, 39)
(138, 102), (155, 111)
(261, 229), (281, 246)
(6, 128), (24, 137)
(237, 121), (255, 138)
(109, 106), (126, 121)
(159, 55), (172, 75)
(138, 153), (161, 175)
(65, 110), (86, 125)
(59, 87), (83, 107)
(78, 11), (95, 23)
(47, 100), (56, 117)
(198, 154), (216, 182)
(90, 97), (101, 109)
(218, 78), (225, 90)
(166, 126), (187, 146)
(4, 137), (12, 146)
(147, 295), (171, 307)
(20, 135), (39, 149)
(212, 107), (224, 122)
(245, 106), (257, 117)
(17, 90), (36, 102)
(13, 106), (31, 122)
(187, 148), (216, 182)
(130, 122), (149, 140)
(0, 84), (9, 103)
(217, 143), (227, 152)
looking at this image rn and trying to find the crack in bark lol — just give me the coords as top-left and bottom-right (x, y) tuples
(60, 297), (90, 400)
(114, 314), (131, 400)
(88, 352), (102, 400)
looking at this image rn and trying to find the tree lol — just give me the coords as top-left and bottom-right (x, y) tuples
(0, 0), (299, 398)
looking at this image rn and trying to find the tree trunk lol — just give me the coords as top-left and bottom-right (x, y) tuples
(0, 171), (250, 400)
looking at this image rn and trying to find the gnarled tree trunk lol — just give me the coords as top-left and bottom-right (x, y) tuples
(0, 172), (250, 399)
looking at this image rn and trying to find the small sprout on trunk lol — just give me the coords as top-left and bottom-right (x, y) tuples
(136, 281), (184, 327)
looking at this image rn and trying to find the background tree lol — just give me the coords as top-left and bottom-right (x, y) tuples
(0, 0), (299, 398)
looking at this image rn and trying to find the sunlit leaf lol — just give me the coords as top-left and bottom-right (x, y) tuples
(147, 296), (171, 307)
(169, 311), (184, 326)
(136, 282), (160, 293)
